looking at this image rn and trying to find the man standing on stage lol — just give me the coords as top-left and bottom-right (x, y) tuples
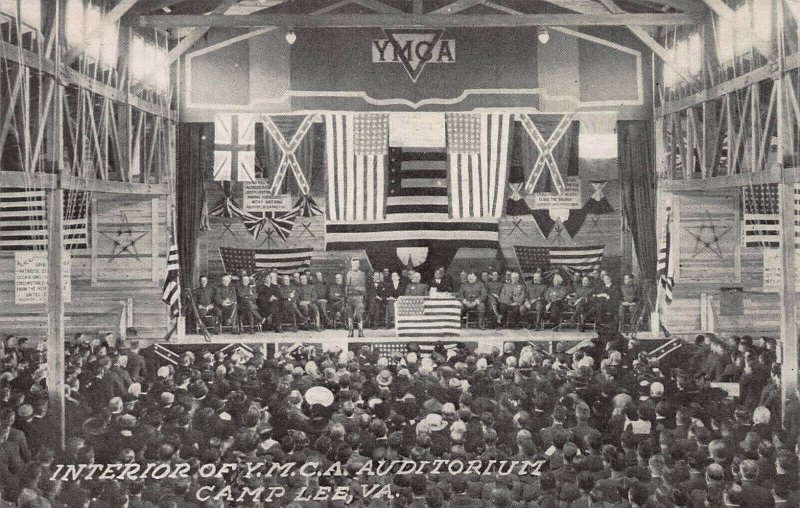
(367, 271), (384, 329)
(345, 258), (366, 338)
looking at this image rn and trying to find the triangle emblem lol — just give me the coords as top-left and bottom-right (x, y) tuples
(382, 28), (445, 83)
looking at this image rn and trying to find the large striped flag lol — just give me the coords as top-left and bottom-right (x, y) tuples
(657, 214), (674, 305)
(219, 246), (313, 275)
(514, 245), (604, 280)
(161, 243), (180, 318)
(214, 114), (256, 182)
(0, 189), (88, 250)
(742, 183), (781, 248)
(395, 296), (462, 337)
(324, 113), (388, 222)
(446, 112), (511, 219)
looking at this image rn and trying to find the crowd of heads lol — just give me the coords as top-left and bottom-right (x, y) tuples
(0, 328), (797, 507)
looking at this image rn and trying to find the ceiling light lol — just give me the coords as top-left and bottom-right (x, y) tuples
(537, 26), (549, 44)
(285, 29), (296, 45)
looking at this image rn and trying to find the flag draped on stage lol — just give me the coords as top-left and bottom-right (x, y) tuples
(657, 213), (674, 305)
(395, 296), (462, 337)
(162, 243), (180, 318)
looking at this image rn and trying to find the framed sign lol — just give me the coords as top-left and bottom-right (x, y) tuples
(242, 181), (292, 213)
(15, 251), (71, 305)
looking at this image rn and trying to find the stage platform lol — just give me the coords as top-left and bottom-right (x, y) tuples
(177, 327), (656, 345)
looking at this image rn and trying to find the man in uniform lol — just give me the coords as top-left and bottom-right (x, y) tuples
(404, 272), (428, 296)
(297, 274), (321, 331)
(257, 272), (281, 332)
(460, 272), (487, 329)
(236, 274), (263, 331)
(569, 275), (596, 332)
(523, 272), (548, 329)
(618, 273), (640, 328)
(345, 258), (366, 338)
(214, 275), (238, 329)
(544, 273), (569, 329)
(279, 274), (307, 331)
(312, 272), (329, 326)
(498, 271), (526, 327)
(192, 276), (217, 331)
(486, 270), (504, 326)
(327, 274), (346, 325)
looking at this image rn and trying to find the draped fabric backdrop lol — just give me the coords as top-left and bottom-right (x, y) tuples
(618, 120), (657, 303)
(176, 123), (211, 295)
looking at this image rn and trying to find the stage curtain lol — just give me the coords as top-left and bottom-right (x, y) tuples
(176, 123), (211, 293)
(618, 120), (657, 303)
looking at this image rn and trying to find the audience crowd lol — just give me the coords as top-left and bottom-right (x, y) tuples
(0, 329), (799, 507)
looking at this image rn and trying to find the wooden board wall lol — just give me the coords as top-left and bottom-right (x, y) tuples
(0, 193), (171, 340)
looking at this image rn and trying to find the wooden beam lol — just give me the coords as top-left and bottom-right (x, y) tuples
(351, 0), (404, 13)
(137, 12), (699, 28)
(431, 0), (486, 15)
(165, 0), (241, 64)
(659, 165), (800, 191)
(0, 171), (170, 194)
(699, 0), (735, 18)
(778, 176), (798, 413)
(132, 0), (192, 13)
(64, 0), (141, 65)
(46, 189), (66, 452)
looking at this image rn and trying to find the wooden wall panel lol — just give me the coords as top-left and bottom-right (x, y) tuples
(676, 192), (739, 283)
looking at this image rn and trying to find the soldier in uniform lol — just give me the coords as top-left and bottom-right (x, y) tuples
(214, 275), (238, 329)
(345, 258), (366, 338)
(257, 272), (281, 332)
(544, 273), (569, 328)
(618, 273), (640, 328)
(367, 271), (385, 328)
(297, 274), (321, 331)
(568, 275), (596, 332)
(279, 274), (307, 331)
(312, 272), (329, 326)
(460, 272), (487, 329)
(236, 274), (263, 331)
(486, 270), (504, 326)
(498, 271), (526, 327)
(404, 272), (428, 296)
(327, 273), (346, 325)
(192, 276), (218, 331)
(523, 272), (548, 329)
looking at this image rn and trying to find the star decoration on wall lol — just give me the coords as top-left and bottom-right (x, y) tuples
(683, 210), (732, 259)
(101, 229), (148, 262)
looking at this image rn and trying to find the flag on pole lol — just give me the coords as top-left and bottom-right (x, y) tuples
(395, 296), (462, 337)
(657, 213), (674, 304)
(214, 114), (256, 182)
(161, 243), (180, 318)
(446, 112), (511, 219)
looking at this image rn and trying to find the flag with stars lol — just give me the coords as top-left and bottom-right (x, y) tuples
(514, 245), (604, 280)
(742, 183), (781, 248)
(395, 296), (462, 337)
(219, 246), (313, 276)
(447, 112), (511, 219)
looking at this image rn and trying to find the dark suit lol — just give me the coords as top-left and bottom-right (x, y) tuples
(0, 440), (24, 500)
(382, 280), (404, 326)
(126, 352), (147, 382)
(740, 479), (775, 508)
(257, 283), (281, 330)
(214, 284), (238, 324)
(192, 285), (218, 326)
(429, 277), (453, 293)
(84, 375), (115, 413)
(236, 283), (263, 326)
(366, 280), (385, 325)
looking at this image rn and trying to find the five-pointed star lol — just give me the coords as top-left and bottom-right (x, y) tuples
(101, 229), (148, 262)
(683, 210), (732, 259)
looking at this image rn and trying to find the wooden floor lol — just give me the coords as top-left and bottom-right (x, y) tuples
(176, 327), (656, 345)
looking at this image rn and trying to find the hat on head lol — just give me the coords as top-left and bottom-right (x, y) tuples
(376, 369), (393, 387)
(157, 366), (170, 378)
(118, 414), (137, 429)
(17, 404), (33, 419)
(304, 386), (334, 408)
(108, 397), (123, 414)
(160, 392), (175, 406)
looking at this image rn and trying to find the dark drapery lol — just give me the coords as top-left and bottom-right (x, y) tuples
(176, 123), (211, 294)
(618, 120), (657, 303)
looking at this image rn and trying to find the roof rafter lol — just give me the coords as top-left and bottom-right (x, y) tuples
(64, 0), (141, 65)
(165, 0), (241, 65)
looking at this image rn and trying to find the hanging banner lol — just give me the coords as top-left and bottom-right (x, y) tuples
(389, 113), (446, 148)
(531, 177), (582, 210)
(15, 251), (71, 305)
(762, 248), (800, 292)
(242, 181), (292, 213)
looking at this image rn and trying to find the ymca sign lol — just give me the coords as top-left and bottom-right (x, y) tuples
(372, 29), (455, 82)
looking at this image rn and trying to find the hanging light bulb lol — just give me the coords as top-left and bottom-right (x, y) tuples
(285, 29), (297, 45)
(537, 26), (550, 44)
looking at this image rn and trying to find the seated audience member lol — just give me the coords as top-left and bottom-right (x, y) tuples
(312, 272), (329, 325)
(297, 274), (321, 331)
(383, 272), (404, 327)
(569, 275), (595, 331)
(498, 271), (526, 327)
(460, 272), (487, 329)
(191, 275), (217, 329)
(236, 274), (263, 330)
(279, 274), (307, 331)
(214, 275), (238, 327)
(429, 267), (453, 293)
(326, 273), (346, 324)
(485, 270), (504, 325)
(256, 272), (281, 332)
(367, 272), (385, 328)
(524, 271), (548, 329)
(404, 272), (429, 297)
(588, 273), (620, 326)
(544, 273), (569, 328)
(618, 273), (640, 326)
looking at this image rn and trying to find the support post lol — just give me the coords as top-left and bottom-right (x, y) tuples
(46, 189), (65, 451)
(778, 174), (798, 416)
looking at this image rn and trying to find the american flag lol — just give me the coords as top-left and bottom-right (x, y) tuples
(742, 183), (781, 248)
(214, 114), (256, 182)
(657, 214), (674, 304)
(395, 296), (462, 337)
(219, 246), (313, 275)
(447, 112), (511, 219)
(514, 245), (605, 279)
(0, 189), (88, 251)
(324, 113), (388, 222)
(162, 243), (180, 318)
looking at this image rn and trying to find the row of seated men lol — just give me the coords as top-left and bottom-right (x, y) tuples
(191, 265), (641, 333)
